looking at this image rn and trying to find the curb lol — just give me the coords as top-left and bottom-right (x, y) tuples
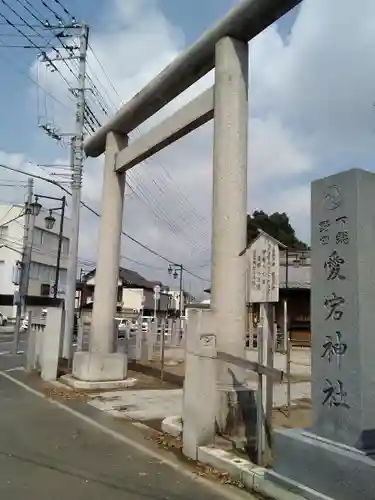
(161, 415), (183, 437)
(160, 416), (307, 500)
(197, 446), (306, 500)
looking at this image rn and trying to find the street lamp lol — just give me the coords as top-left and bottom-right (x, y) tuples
(44, 210), (56, 230)
(29, 197), (42, 217)
(168, 263), (183, 318)
(32, 194), (66, 299)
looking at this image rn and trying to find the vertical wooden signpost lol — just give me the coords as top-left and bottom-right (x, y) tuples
(247, 231), (280, 464)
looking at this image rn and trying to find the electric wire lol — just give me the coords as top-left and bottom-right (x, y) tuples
(0, 164), (210, 282)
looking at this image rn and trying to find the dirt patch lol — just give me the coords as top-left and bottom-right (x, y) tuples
(127, 361), (184, 387)
(273, 398), (312, 429)
(127, 370), (178, 390)
(146, 431), (247, 489)
(43, 385), (90, 402)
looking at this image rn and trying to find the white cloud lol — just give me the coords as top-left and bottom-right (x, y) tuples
(10, 0), (375, 294)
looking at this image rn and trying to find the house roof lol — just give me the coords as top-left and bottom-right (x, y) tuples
(250, 229), (288, 249)
(239, 229), (287, 256)
(204, 261), (311, 294)
(83, 267), (163, 291)
(118, 267), (162, 290)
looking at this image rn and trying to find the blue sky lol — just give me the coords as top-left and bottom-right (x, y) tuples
(0, 0), (299, 162)
(1, 0), (375, 293)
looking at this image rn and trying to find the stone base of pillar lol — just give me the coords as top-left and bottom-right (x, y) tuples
(72, 351), (128, 382)
(267, 428), (375, 500)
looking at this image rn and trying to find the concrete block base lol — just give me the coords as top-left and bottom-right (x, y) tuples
(268, 428), (375, 500)
(160, 418), (305, 499)
(161, 415), (183, 437)
(72, 351), (128, 382)
(60, 374), (137, 391)
(196, 446), (304, 500)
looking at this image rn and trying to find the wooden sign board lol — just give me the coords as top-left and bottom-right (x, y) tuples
(247, 233), (280, 303)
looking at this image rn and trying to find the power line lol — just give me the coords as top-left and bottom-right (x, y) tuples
(0, 3), (75, 94)
(85, 44), (210, 252)
(50, 0), (76, 23)
(0, 21), (64, 28)
(0, 164), (210, 282)
(0, 0), (210, 282)
(0, 210), (25, 227)
(0, 1), (48, 55)
(120, 255), (164, 270)
(14, 0), (51, 33)
(0, 204), (14, 225)
(0, 38), (73, 112)
(46, 13), (210, 256)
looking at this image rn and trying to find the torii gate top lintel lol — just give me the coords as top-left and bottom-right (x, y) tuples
(84, 0), (301, 158)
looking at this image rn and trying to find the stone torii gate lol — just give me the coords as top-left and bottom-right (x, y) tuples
(72, 0), (301, 424)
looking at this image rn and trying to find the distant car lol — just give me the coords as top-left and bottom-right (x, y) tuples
(114, 318), (137, 338)
(0, 312), (8, 326)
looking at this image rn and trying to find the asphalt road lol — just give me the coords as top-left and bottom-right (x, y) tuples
(0, 373), (254, 500)
(0, 330), (26, 354)
(0, 333), (255, 500)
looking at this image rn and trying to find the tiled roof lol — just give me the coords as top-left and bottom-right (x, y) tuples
(83, 267), (163, 291)
(204, 262), (311, 294)
(118, 267), (161, 290)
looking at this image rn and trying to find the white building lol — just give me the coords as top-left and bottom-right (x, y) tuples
(79, 267), (170, 320)
(0, 202), (71, 314)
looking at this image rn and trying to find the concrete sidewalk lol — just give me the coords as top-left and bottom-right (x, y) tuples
(0, 370), (254, 500)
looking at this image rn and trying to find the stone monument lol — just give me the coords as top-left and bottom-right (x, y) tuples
(267, 169), (375, 500)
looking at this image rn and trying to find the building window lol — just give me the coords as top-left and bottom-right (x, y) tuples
(33, 228), (43, 245)
(0, 226), (8, 239)
(30, 262), (64, 283)
(40, 283), (50, 296)
(62, 237), (69, 255)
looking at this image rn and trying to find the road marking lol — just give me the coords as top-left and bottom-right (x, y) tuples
(0, 369), (250, 500)
(0, 342), (26, 347)
(0, 351), (24, 356)
(4, 366), (24, 373)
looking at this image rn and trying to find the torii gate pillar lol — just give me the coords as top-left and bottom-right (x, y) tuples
(73, 131), (129, 383)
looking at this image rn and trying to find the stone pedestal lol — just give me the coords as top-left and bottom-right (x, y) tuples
(269, 429), (375, 500)
(268, 169), (375, 500)
(72, 351), (127, 382)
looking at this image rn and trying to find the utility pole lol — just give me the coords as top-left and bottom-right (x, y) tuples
(13, 178), (34, 354)
(63, 23), (89, 360)
(178, 265), (183, 318)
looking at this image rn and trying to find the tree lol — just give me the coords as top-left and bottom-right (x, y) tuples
(247, 210), (308, 250)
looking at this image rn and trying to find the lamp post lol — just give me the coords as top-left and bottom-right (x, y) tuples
(30, 194), (66, 299)
(168, 263), (183, 318)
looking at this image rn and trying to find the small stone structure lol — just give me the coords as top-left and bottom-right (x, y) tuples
(25, 304), (64, 381)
